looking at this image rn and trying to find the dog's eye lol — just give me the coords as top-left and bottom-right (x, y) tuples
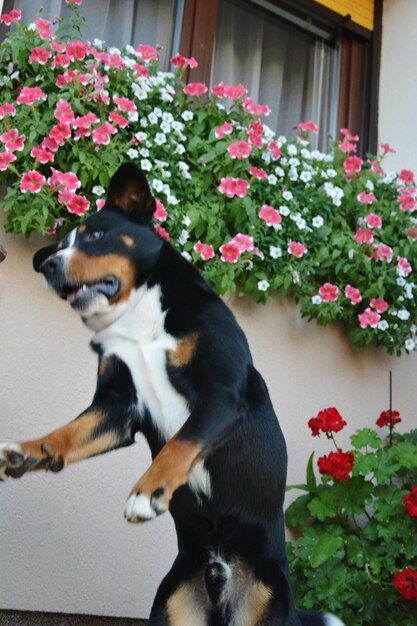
(87, 230), (104, 241)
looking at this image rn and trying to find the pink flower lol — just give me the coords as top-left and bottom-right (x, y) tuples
(364, 213), (382, 228)
(113, 96), (137, 113)
(380, 142), (395, 154)
(211, 83), (227, 98)
(375, 243), (393, 262)
(355, 228), (374, 244)
(218, 177), (250, 198)
(31, 146), (54, 163)
(399, 169), (415, 184)
(170, 54), (198, 69)
(67, 40), (88, 61)
(227, 140), (251, 159)
(214, 122), (233, 139)
(154, 200), (167, 222)
(194, 241), (215, 261)
(92, 122), (117, 145)
(370, 298), (389, 313)
(66, 194), (90, 215)
(17, 86), (47, 106)
(48, 168), (81, 193)
(136, 44), (158, 61)
(232, 234), (254, 252)
(65, 0), (83, 5)
(398, 193), (416, 211)
(41, 136), (60, 153)
(406, 226), (417, 240)
(132, 63), (149, 78)
(51, 40), (67, 53)
(224, 84), (247, 99)
(258, 204), (282, 226)
(51, 54), (72, 69)
(319, 283), (339, 302)
(243, 97), (270, 116)
(370, 160), (383, 175)
(183, 82), (208, 97)
(1, 9), (21, 25)
(20, 170), (46, 193)
(340, 128), (359, 142)
(344, 156), (363, 176)
(248, 121), (264, 148)
(72, 112), (99, 129)
(234, 178), (250, 198)
(0, 151), (16, 171)
(358, 308), (381, 328)
(29, 47), (51, 65)
(154, 224), (170, 241)
(49, 122), (71, 145)
(33, 18), (52, 40)
(58, 189), (75, 205)
(268, 140), (282, 160)
(397, 256), (412, 276)
(288, 241), (307, 258)
(96, 198), (106, 210)
(345, 285), (362, 304)
(0, 103), (16, 119)
(249, 166), (267, 179)
(1, 129), (25, 152)
(296, 120), (319, 133)
(358, 191), (377, 204)
(54, 100), (75, 124)
(109, 111), (129, 128)
(220, 241), (241, 263)
(339, 140), (357, 153)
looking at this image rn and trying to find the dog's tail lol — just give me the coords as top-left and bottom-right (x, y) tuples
(297, 609), (346, 626)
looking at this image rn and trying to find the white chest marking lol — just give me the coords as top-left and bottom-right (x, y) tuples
(95, 284), (211, 498)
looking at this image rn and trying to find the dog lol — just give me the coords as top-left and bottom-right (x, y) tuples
(0, 164), (345, 626)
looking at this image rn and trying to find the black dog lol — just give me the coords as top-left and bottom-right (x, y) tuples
(0, 164), (344, 626)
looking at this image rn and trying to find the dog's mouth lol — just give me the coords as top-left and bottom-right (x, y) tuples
(59, 276), (120, 307)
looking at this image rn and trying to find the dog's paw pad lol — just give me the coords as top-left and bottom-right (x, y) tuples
(0, 443), (24, 481)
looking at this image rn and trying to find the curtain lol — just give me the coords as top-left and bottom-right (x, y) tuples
(14, 0), (178, 69)
(211, 0), (338, 148)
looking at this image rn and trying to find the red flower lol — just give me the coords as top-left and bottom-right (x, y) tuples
(393, 568), (417, 601)
(376, 409), (401, 428)
(308, 407), (346, 437)
(403, 486), (417, 518)
(317, 449), (354, 481)
(1, 9), (21, 25)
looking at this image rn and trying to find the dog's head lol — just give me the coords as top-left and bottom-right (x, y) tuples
(33, 163), (164, 329)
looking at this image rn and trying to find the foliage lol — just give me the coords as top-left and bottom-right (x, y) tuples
(285, 407), (417, 626)
(1, 3), (417, 354)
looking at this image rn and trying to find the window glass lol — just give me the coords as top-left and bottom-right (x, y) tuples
(211, 0), (339, 148)
(14, 0), (178, 69)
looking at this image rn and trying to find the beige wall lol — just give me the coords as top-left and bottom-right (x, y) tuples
(1, 217), (416, 618)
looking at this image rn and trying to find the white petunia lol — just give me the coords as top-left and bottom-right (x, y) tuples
(92, 186), (106, 196)
(312, 295), (322, 304)
(126, 148), (139, 158)
(181, 111), (194, 121)
(377, 320), (389, 331)
(269, 246), (282, 259)
(141, 159), (152, 172)
(257, 280), (270, 291)
(312, 216), (324, 228)
(405, 338), (416, 351)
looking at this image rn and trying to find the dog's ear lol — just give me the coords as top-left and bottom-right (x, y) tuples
(33, 243), (59, 272)
(106, 163), (156, 223)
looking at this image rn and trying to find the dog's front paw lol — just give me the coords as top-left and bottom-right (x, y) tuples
(0, 442), (32, 480)
(124, 487), (169, 523)
(0, 440), (64, 480)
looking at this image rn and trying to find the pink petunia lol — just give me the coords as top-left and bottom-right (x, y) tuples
(399, 169), (415, 184)
(232, 234), (254, 252)
(1, 129), (25, 152)
(375, 243), (393, 262)
(249, 166), (267, 180)
(258, 205), (281, 226)
(1, 9), (21, 25)
(344, 156), (363, 176)
(183, 82), (208, 97)
(370, 160), (383, 175)
(364, 213), (382, 229)
(109, 111), (129, 128)
(0, 151), (16, 171)
(17, 86), (47, 106)
(214, 122), (233, 139)
(340, 128), (359, 142)
(72, 112), (99, 129)
(358, 191), (377, 204)
(31, 146), (54, 163)
(288, 241), (307, 258)
(51, 39), (67, 53)
(398, 193), (416, 211)
(154, 200), (167, 222)
(211, 82), (227, 98)
(154, 223), (170, 241)
(224, 84), (247, 99)
(51, 54), (72, 69)
(268, 140), (282, 160)
(358, 308), (381, 328)
(319, 283), (339, 302)
(66, 194), (90, 215)
(345, 285), (362, 304)
(219, 241), (241, 263)
(355, 228), (374, 244)
(54, 99), (75, 124)
(58, 188), (75, 205)
(0, 103), (16, 119)
(132, 63), (149, 78)
(339, 140), (357, 153)
(397, 256), (412, 276)
(33, 18), (52, 40)
(243, 97), (270, 117)
(194, 241), (215, 261)
(370, 298), (389, 313)
(29, 47), (51, 65)
(20, 170), (46, 193)
(92, 122), (117, 145)
(113, 96), (137, 113)
(218, 177), (250, 198)
(41, 136), (60, 153)
(234, 178), (250, 198)
(380, 142), (395, 154)
(96, 198), (106, 210)
(227, 140), (251, 160)
(67, 40), (88, 61)
(170, 54), (198, 69)
(49, 122), (71, 145)
(296, 120), (319, 133)
(136, 44), (158, 61)
(65, 0), (83, 5)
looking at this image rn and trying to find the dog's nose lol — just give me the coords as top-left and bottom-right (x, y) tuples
(41, 255), (63, 275)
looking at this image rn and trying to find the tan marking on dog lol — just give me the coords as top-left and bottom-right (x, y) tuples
(230, 559), (273, 626)
(78, 224), (87, 234)
(121, 234), (135, 247)
(69, 251), (137, 302)
(167, 333), (199, 368)
(57, 242), (63, 250)
(129, 436), (202, 507)
(167, 583), (207, 626)
(98, 355), (111, 377)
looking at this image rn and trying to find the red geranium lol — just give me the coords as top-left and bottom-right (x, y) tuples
(376, 409), (401, 428)
(317, 449), (354, 481)
(393, 568), (417, 601)
(308, 407), (346, 437)
(403, 486), (417, 518)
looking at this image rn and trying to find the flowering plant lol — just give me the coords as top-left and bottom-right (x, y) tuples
(285, 408), (417, 626)
(1, 4), (417, 354)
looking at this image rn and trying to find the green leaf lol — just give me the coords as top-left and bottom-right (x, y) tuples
(285, 494), (312, 528)
(351, 428), (382, 450)
(310, 533), (344, 568)
(306, 452), (317, 492)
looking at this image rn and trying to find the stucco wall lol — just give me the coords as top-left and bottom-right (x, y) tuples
(379, 0), (417, 173)
(1, 216), (416, 618)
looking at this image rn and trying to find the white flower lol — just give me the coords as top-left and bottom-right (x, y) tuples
(154, 132), (166, 145)
(125, 44), (137, 56)
(300, 170), (312, 183)
(258, 280), (270, 291)
(182, 111), (194, 121)
(133, 86), (148, 100)
(381, 171), (396, 184)
(326, 168), (337, 178)
(301, 148), (311, 160)
(279, 205), (290, 216)
(289, 157), (300, 167)
(312, 295), (322, 304)
(275, 166), (285, 178)
(152, 179), (164, 192)
(178, 229), (189, 245)
(278, 135), (287, 145)
(182, 215), (191, 227)
(93, 38), (105, 48)
(161, 121), (171, 134)
(269, 246), (282, 259)
(181, 251), (192, 261)
(398, 309), (410, 320)
(267, 174), (278, 185)
(289, 168), (298, 181)
(126, 148), (139, 158)
(141, 159), (152, 172)
(287, 144), (298, 156)
(282, 190), (293, 201)
(135, 131), (147, 142)
(366, 179), (375, 191)
(139, 147), (150, 158)
(405, 338), (416, 351)
(92, 186), (105, 196)
(148, 112), (158, 125)
(108, 46), (121, 56)
(396, 276), (406, 287)
(176, 144), (186, 155)
(312, 216), (324, 228)
(128, 110), (139, 122)
(140, 118), (148, 127)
